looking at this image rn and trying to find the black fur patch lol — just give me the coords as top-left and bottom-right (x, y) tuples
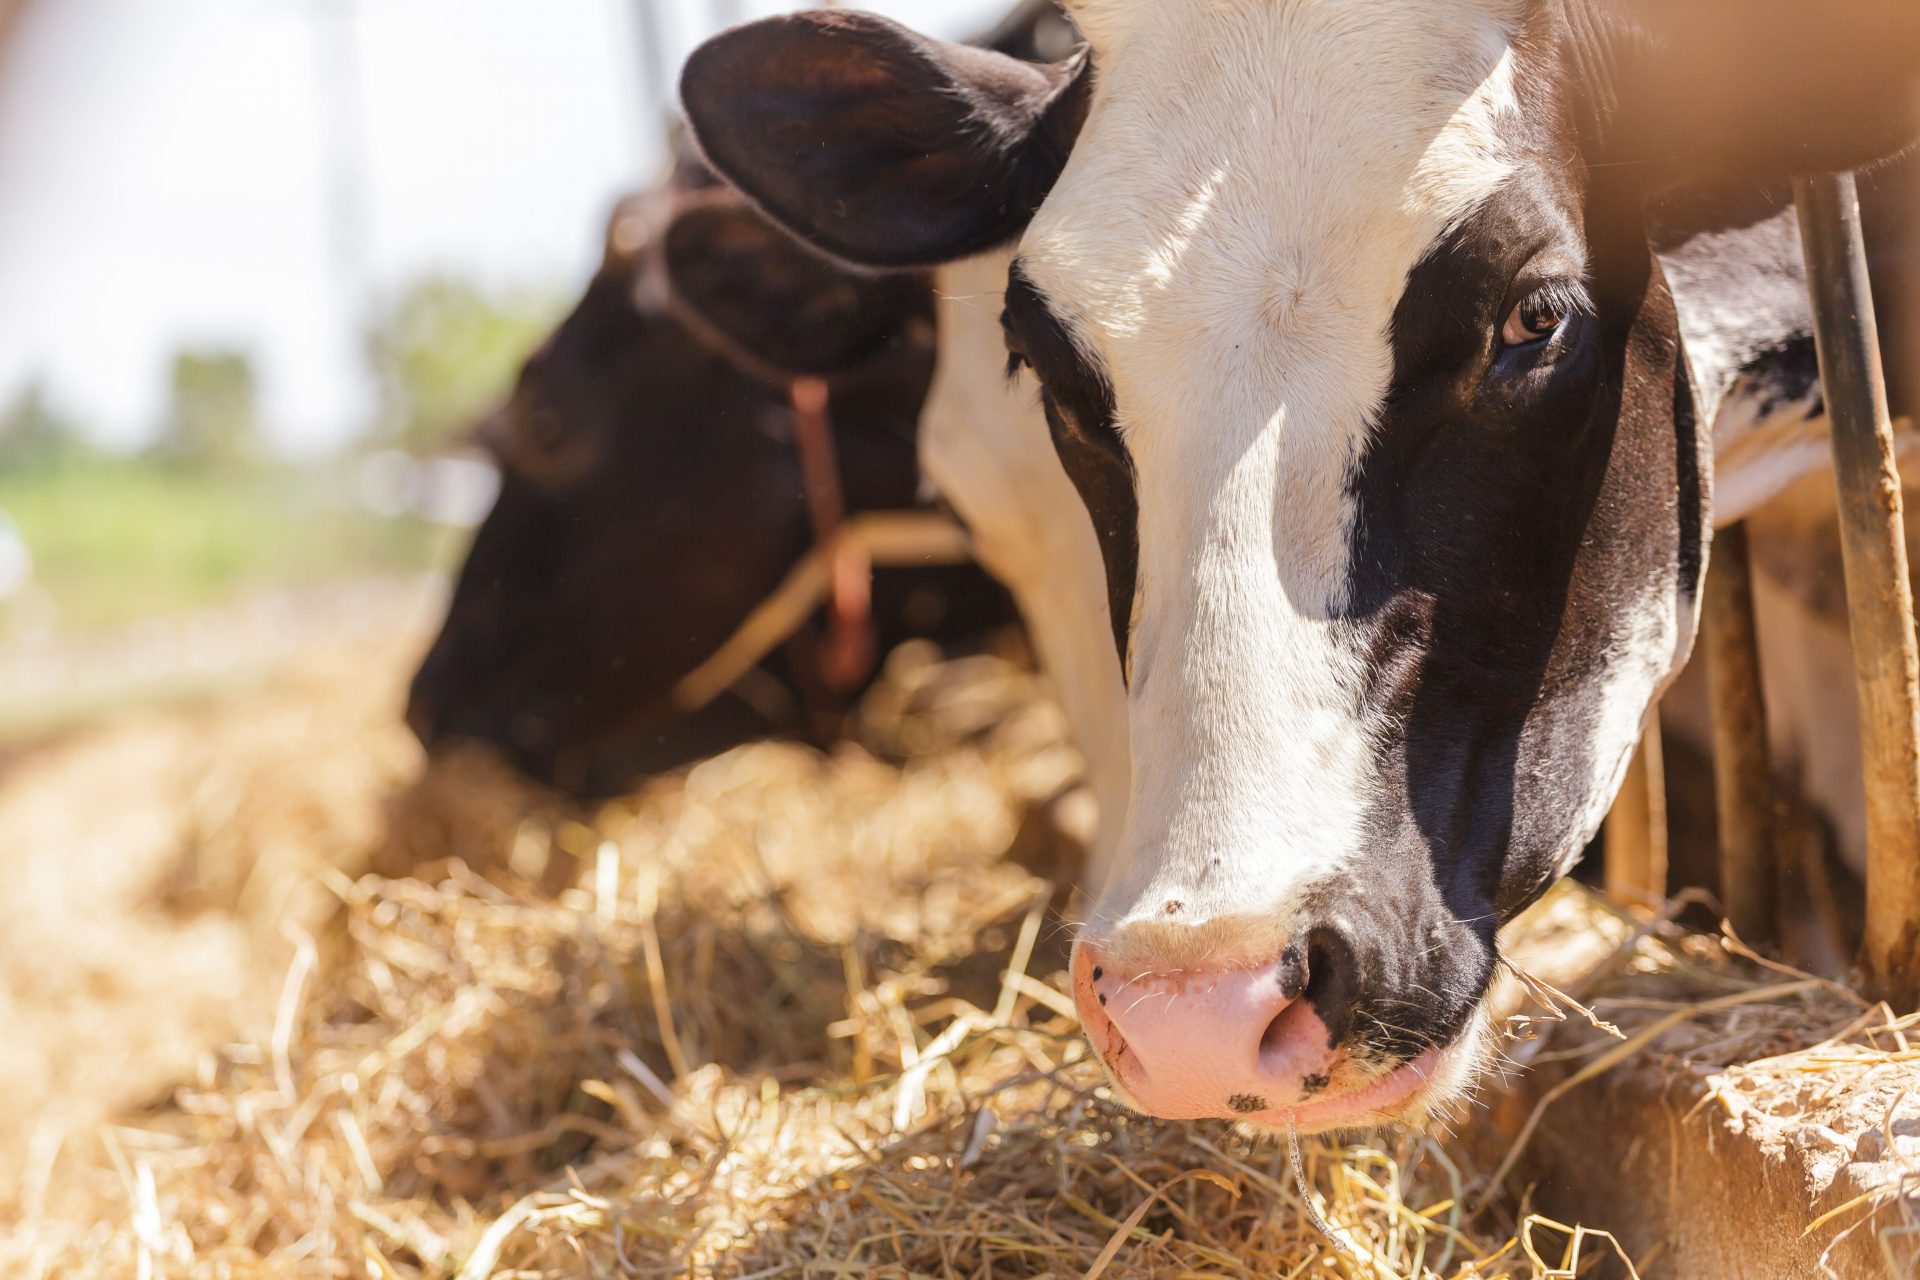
(1002, 265), (1138, 671)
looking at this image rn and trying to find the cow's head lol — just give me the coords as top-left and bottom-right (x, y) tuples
(406, 186), (943, 794)
(685, 2), (1920, 1129)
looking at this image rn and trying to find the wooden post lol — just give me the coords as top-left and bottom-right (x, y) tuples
(1795, 172), (1920, 1007)
(1703, 522), (1778, 947)
(1604, 719), (1668, 909)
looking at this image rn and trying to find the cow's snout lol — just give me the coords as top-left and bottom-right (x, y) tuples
(1072, 940), (1329, 1120)
(1071, 928), (1453, 1131)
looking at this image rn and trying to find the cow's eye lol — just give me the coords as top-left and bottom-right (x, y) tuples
(1500, 294), (1562, 348)
(1498, 282), (1586, 352)
(1001, 310), (1032, 381)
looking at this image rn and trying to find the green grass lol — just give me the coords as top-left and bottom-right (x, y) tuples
(0, 455), (461, 633)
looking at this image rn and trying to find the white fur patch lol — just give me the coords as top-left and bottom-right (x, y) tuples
(1025, 0), (1526, 961)
(1658, 200), (1831, 526)
(920, 254), (1132, 889)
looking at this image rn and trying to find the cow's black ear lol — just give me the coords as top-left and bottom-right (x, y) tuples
(664, 200), (931, 377)
(1599, 0), (1920, 184)
(679, 11), (1089, 269)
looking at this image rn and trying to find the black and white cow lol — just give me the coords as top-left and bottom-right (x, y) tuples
(405, 5), (1092, 799)
(682, 1), (1920, 1131)
(405, 175), (1015, 795)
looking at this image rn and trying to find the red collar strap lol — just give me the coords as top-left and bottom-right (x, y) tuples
(789, 377), (876, 693)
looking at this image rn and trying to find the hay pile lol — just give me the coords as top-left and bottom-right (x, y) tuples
(0, 634), (428, 1215)
(0, 642), (1641, 1280)
(1492, 890), (1920, 1273)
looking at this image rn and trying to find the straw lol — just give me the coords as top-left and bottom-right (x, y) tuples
(12, 636), (1914, 1276)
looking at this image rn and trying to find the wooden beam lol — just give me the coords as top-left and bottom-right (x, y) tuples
(1604, 718), (1668, 909)
(1703, 521), (1777, 947)
(1794, 173), (1920, 1006)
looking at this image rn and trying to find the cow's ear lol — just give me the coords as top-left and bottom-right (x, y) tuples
(680, 11), (1089, 269)
(664, 200), (930, 377)
(1600, 0), (1920, 183)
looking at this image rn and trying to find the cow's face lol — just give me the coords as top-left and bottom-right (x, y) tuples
(683, 0), (1920, 1128)
(1004, 1), (1668, 1128)
(407, 192), (934, 793)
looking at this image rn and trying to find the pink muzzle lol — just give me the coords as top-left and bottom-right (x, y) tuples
(1071, 944), (1442, 1129)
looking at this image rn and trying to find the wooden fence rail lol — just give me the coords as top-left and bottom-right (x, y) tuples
(1703, 521), (1779, 947)
(1601, 172), (1920, 1006)
(1604, 721), (1668, 909)
(1794, 172), (1920, 1008)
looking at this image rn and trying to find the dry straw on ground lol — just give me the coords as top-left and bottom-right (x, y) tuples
(4, 639), (1913, 1278)
(0, 645), (1590, 1279)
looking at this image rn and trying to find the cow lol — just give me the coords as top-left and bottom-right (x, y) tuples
(405, 173), (1016, 796)
(407, 5), (1111, 804)
(680, 1), (1920, 1132)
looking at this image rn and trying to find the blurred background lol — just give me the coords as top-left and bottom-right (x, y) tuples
(0, 0), (1009, 738)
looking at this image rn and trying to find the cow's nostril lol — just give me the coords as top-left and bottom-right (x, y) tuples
(1276, 939), (1309, 1002)
(1301, 925), (1361, 1047)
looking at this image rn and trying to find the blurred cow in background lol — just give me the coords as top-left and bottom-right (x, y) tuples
(407, 3), (1086, 798)
(406, 157), (1016, 795)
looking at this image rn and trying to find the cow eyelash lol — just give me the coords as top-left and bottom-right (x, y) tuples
(1001, 309), (1032, 383)
(1526, 280), (1593, 322)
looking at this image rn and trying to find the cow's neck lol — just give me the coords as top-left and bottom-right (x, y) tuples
(1656, 181), (1916, 527)
(921, 254), (1132, 889)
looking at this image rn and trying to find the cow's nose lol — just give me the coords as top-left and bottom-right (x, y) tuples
(1071, 941), (1338, 1121)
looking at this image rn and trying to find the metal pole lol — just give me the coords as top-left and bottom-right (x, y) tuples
(1604, 718), (1668, 909)
(312, 0), (370, 299)
(310, 0), (378, 435)
(631, 0), (670, 124)
(1795, 172), (1920, 1007)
